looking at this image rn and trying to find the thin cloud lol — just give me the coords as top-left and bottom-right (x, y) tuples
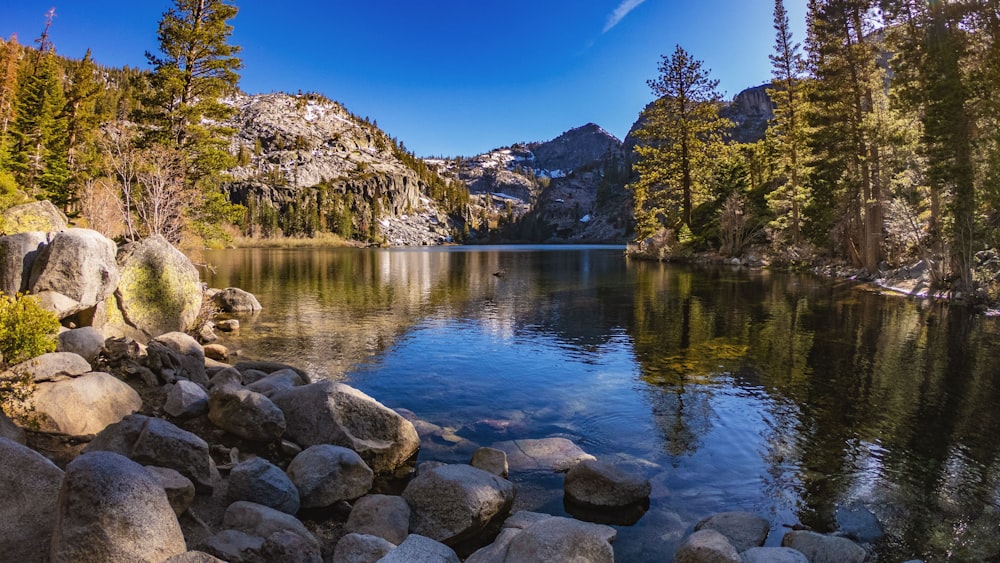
(603, 0), (647, 33)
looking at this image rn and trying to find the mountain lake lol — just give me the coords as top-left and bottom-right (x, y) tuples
(203, 244), (1000, 562)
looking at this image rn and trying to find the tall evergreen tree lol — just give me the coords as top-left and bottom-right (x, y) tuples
(9, 51), (69, 203)
(63, 49), (102, 210)
(766, 0), (811, 244)
(143, 0), (242, 188)
(632, 45), (730, 235)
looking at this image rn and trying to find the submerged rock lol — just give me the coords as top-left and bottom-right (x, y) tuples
(564, 458), (651, 508)
(213, 287), (262, 313)
(493, 437), (595, 472)
(694, 511), (770, 553)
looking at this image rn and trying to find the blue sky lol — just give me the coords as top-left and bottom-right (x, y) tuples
(2, 1), (807, 157)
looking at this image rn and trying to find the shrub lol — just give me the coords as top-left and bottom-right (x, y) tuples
(0, 292), (60, 366)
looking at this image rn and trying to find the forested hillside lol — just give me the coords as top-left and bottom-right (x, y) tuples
(629, 0), (1000, 302)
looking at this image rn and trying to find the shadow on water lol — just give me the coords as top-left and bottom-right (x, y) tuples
(205, 246), (1000, 561)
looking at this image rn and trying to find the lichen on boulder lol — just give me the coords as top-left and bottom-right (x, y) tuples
(115, 235), (203, 339)
(0, 200), (68, 235)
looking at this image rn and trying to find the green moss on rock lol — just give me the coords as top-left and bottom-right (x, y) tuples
(115, 236), (202, 339)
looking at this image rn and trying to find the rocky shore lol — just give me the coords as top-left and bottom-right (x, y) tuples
(0, 201), (884, 562)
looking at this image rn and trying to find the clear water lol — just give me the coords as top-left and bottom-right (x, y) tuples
(204, 245), (1000, 562)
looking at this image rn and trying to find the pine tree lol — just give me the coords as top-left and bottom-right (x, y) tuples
(63, 49), (102, 212)
(632, 45), (731, 235)
(9, 51), (69, 202)
(766, 0), (811, 244)
(143, 0), (242, 187)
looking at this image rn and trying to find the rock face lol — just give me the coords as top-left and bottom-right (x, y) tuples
(271, 380), (419, 472)
(402, 463), (515, 545)
(0, 200), (67, 235)
(0, 438), (65, 563)
(28, 228), (119, 318)
(286, 444), (374, 508)
(84, 414), (215, 493)
(31, 371), (142, 435)
(466, 511), (616, 563)
(115, 235), (203, 338)
(720, 84), (775, 144)
(50, 451), (186, 563)
(223, 93), (455, 246)
(0, 231), (48, 296)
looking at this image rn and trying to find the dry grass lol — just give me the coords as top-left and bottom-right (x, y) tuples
(229, 232), (361, 248)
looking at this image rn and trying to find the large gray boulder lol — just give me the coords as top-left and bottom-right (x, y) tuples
(345, 494), (411, 545)
(694, 511), (770, 553)
(287, 444), (373, 508)
(674, 529), (741, 563)
(271, 380), (419, 473)
(146, 331), (209, 386)
(213, 287), (262, 312)
(741, 547), (809, 563)
(0, 231), (48, 296)
(115, 235), (203, 338)
(564, 458), (651, 508)
(84, 414), (215, 493)
(208, 384), (286, 443)
(402, 463), (515, 546)
(56, 327), (106, 364)
(0, 438), (64, 563)
(228, 457), (300, 515)
(50, 451), (186, 563)
(0, 200), (67, 235)
(5, 351), (91, 383)
(31, 372), (142, 436)
(246, 368), (305, 397)
(333, 533), (395, 563)
(222, 501), (320, 555)
(378, 534), (460, 563)
(465, 511), (616, 563)
(493, 437), (595, 472)
(781, 530), (868, 563)
(28, 228), (119, 318)
(145, 465), (196, 516)
(164, 379), (210, 418)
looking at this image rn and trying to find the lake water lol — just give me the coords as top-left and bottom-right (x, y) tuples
(203, 245), (1000, 561)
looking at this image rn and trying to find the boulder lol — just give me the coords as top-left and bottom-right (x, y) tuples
(28, 228), (119, 318)
(835, 503), (884, 544)
(84, 414), (215, 493)
(216, 319), (240, 332)
(0, 231), (48, 296)
(222, 501), (320, 554)
(271, 380), (419, 473)
(402, 463), (515, 545)
(208, 385), (286, 443)
(781, 530), (868, 563)
(114, 235), (202, 338)
(258, 529), (323, 562)
(470, 447), (508, 478)
(493, 437), (595, 472)
(0, 200), (67, 235)
(0, 438), (64, 563)
(673, 529), (741, 563)
(234, 360), (307, 379)
(378, 534), (460, 563)
(145, 465), (196, 516)
(564, 458), (651, 508)
(164, 379), (210, 419)
(203, 343), (228, 361)
(199, 323), (219, 344)
(333, 533), (395, 563)
(466, 511), (616, 563)
(345, 494), (411, 545)
(694, 511), (770, 553)
(0, 409), (25, 443)
(213, 287), (262, 312)
(228, 456), (300, 515)
(6, 351), (91, 383)
(31, 372), (142, 435)
(50, 451), (186, 563)
(210, 366), (244, 389)
(287, 444), (373, 508)
(246, 367), (305, 397)
(201, 529), (265, 563)
(56, 327), (105, 364)
(741, 547), (809, 563)
(146, 331), (208, 386)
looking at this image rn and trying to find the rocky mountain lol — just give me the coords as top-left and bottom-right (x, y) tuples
(222, 93), (457, 246)
(720, 84), (774, 144)
(427, 124), (633, 243)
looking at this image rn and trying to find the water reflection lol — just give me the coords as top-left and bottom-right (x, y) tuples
(204, 247), (1000, 561)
